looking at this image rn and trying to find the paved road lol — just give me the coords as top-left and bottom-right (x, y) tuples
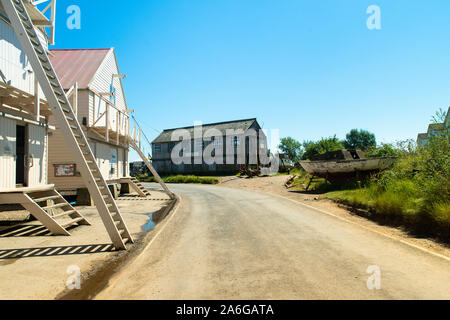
(97, 184), (450, 300)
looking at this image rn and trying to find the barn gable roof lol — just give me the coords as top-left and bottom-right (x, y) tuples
(152, 118), (261, 144)
(49, 48), (111, 89)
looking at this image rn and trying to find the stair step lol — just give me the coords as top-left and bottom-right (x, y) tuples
(24, 22), (33, 32)
(30, 38), (40, 46)
(42, 203), (70, 210)
(14, 1), (23, 8)
(33, 195), (60, 203)
(62, 217), (85, 228)
(25, 30), (36, 41)
(53, 210), (77, 219)
(35, 47), (44, 55)
(17, 11), (28, 22)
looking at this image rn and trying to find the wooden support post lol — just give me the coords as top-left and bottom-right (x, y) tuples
(73, 82), (78, 118)
(130, 140), (175, 200)
(92, 92), (96, 125)
(34, 77), (40, 122)
(139, 127), (142, 150)
(116, 111), (119, 145)
(106, 104), (109, 142)
(126, 118), (130, 147)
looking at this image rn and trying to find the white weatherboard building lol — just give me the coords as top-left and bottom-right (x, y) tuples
(0, 0), (93, 237)
(0, 0), (170, 249)
(47, 48), (136, 201)
(0, 1), (54, 191)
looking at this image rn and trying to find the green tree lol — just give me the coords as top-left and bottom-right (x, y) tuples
(431, 108), (447, 124)
(344, 129), (376, 151)
(302, 136), (344, 160)
(367, 143), (399, 158)
(279, 137), (303, 162)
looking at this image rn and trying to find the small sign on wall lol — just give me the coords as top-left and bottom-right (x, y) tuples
(54, 164), (76, 177)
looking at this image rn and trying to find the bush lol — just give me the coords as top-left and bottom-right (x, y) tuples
(137, 175), (219, 185)
(302, 136), (344, 160)
(367, 143), (400, 158)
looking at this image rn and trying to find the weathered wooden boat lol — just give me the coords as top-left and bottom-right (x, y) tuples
(299, 150), (396, 183)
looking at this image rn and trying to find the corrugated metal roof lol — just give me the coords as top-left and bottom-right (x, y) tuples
(49, 49), (110, 89)
(152, 119), (260, 144)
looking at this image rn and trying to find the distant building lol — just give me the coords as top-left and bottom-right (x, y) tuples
(417, 107), (450, 146)
(130, 161), (147, 176)
(152, 118), (267, 175)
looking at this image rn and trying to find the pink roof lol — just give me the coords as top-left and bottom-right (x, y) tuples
(49, 49), (111, 89)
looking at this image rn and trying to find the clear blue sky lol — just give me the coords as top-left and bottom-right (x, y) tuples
(48, 0), (450, 155)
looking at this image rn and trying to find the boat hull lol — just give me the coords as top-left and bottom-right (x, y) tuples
(299, 157), (396, 182)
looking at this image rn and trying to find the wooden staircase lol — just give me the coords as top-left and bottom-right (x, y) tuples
(129, 177), (151, 197)
(0, 186), (90, 236)
(22, 189), (90, 236)
(2, 0), (133, 250)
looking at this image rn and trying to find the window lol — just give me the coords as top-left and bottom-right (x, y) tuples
(195, 140), (203, 150)
(168, 142), (176, 153)
(213, 137), (222, 147)
(110, 84), (116, 105)
(154, 144), (162, 153)
(234, 137), (240, 147)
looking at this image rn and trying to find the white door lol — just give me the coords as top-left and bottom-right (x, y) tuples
(27, 125), (47, 187)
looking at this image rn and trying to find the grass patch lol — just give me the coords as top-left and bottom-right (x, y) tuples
(326, 184), (450, 240)
(136, 174), (219, 185)
(304, 134), (450, 242)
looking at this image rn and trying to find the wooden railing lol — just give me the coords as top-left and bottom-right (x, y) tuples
(89, 88), (131, 145)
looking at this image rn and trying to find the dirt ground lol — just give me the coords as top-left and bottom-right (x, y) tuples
(0, 190), (172, 300)
(219, 175), (450, 259)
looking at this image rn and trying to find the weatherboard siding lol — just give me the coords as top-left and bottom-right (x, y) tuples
(0, 19), (46, 97)
(47, 117), (85, 191)
(89, 49), (127, 112)
(0, 117), (16, 190)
